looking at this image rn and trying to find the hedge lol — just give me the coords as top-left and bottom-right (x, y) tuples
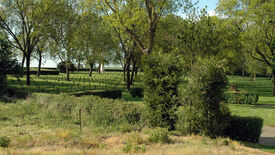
(71, 90), (122, 99)
(225, 92), (259, 105)
(130, 88), (143, 98)
(223, 116), (263, 142)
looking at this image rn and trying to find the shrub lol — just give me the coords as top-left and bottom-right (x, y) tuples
(225, 92), (259, 104)
(0, 136), (10, 148)
(148, 128), (169, 144)
(143, 52), (183, 130)
(122, 143), (146, 153)
(130, 88), (143, 98)
(33, 93), (145, 128)
(178, 58), (230, 138)
(223, 116), (263, 142)
(57, 61), (76, 73)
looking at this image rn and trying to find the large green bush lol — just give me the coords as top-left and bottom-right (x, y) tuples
(225, 92), (259, 105)
(223, 116), (263, 142)
(57, 61), (76, 73)
(177, 58), (230, 138)
(143, 52), (183, 130)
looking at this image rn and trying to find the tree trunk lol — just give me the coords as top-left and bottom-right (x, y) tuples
(37, 51), (42, 77)
(126, 58), (131, 91)
(272, 70), (275, 96)
(26, 53), (31, 85)
(135, 65), (138, 78)
(100, 63), (104, 73)
(123, 65), (126, 82)
(242, 69), (245, 78)
(98, 63), (101, 74)
(89, 63), (93, 77)
(21, 53), (26, 67)
(130, 59), (136, 85)
(66, 61), (70, 81)
(77, 60), (80, 72)
(254, 73), (256, 81)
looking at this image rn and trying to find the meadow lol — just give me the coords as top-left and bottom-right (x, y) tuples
(1, 72), (275, 154)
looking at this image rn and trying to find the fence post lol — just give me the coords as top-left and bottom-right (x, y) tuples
(79, 109), (82, 132)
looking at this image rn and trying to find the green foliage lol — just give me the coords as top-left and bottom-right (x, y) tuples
(130, 87), (143, 98)
(122, 143), (146, 153)
(179, 58), (230, 138)
(225, 92), (259, 105)
(143, 53), (183, 130)
(0, 34), (22, 94)
(71, 90), (122, 99)
(223, 116), (263, 142)
(33, 93), (145, 128)
(0, 136), (10, 148)
(148, 128), (169, 144)
(57, 61), (76, 73)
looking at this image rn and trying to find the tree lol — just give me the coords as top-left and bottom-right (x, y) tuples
(48, 0), (80, 81)
(0, 33), (22, 94)
(33, 38), (49, 77)
(217, 0), (275, 95)
(96, 0), (194, 129)
(0, 0), (58, 85)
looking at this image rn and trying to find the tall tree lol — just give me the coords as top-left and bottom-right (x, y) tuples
(0, 0), (57, 85)
(49, 0), (79, 81)
(217, 0), (275, 95)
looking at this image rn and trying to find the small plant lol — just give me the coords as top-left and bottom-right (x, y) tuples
(122, 142), (146, 153)
(148, 128), (169, 144)
(0, 136), (10, 148)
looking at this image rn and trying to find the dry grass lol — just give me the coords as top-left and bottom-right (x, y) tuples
(1, 132), (273, 155)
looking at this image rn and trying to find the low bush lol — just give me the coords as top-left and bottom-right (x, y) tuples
(223, 116), (263, 142)
(148, 128), (169, 144)
(71, 90), (122, 99)
(0, 136), (10, 148)
(31, 93), (145, 129)
(130, 88), (143, 98)
(225, 92), (259, 105)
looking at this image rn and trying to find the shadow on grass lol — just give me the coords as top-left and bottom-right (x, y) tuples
(240, 141), (275, 153)
(231, 104), (275, 109)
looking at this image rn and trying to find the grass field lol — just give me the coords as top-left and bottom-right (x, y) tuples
(228, 76), (275, 127)
(1, 74), (275, 154)
(6, 71), (143, 94)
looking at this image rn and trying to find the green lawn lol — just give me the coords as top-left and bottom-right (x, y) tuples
(6, 71), (143, 94)
(227, 76), (275, 127)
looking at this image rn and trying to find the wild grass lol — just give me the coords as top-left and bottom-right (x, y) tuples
(1, 75), (275, 154)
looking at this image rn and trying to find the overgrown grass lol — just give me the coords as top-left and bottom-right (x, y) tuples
(2, 75), (275, 154)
